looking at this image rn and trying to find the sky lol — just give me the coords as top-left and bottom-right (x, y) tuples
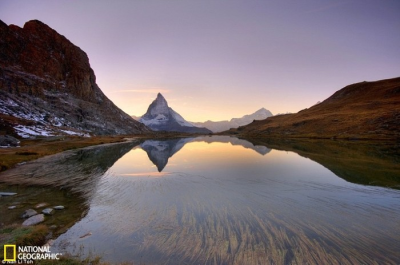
(1, 0), (399, 122)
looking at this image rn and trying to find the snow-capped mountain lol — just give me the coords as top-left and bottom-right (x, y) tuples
(140, 138), (194, 171)
(139, 136), (270, 171)
(139, 93), (211, 133)
(191, 108), (273, 133)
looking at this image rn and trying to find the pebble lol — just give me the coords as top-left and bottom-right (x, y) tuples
(35, 202), (49, 209)
(0, 192), (17, 196)
(42, 208), (54, 215)
(53, 205), (65, 210)
(8, 206), (17, 210)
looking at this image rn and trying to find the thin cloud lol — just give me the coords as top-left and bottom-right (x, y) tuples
(109, 88), (170, 94)
(119, 172), (171, 177)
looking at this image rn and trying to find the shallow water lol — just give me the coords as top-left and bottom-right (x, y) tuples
(44, 136), (400, 264)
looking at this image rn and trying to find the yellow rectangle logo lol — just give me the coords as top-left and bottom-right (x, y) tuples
(3, 244), (16, 262)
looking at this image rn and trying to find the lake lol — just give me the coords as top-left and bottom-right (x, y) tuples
(1, 136), (400, 264)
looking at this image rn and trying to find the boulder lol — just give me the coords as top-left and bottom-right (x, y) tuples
(0, 135), (20, 147)
(21, 209), (38, 218)
(22, 214), (44, 226)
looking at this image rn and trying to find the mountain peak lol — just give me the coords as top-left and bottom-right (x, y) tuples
(23, 19), (50, 30)
(255, 108), (272, 115)
(155, 93), (167, 104)
(143, 93), (169, 118)
(139, 94), (211, 134)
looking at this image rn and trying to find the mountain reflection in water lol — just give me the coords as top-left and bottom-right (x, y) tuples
(44, 136), (399, 264)
(140, 136), (271, 172)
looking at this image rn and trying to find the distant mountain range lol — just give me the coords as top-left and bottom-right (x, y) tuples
(191, 108), (273, 133)
(137, 93), (211, 134)
(232, 77), (400, 140)
(0, 19), (149, 138)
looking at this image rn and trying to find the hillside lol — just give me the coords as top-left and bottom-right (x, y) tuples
(0, 20), (149, 137)
(229, 77), (400, 140)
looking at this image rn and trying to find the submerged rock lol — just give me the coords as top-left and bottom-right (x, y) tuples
(42, 208), (54, 215)
(79, 232), (92, 239)
(21, 209), (38, 218)
(53, 205), (65, 210)
(22, 214), (44, 226)
(0, 192), (17, 196)
(8, 206), (16, 210)
(35, 202), (49, 209)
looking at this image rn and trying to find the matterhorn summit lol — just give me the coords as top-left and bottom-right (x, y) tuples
(139, 93), (211, 133)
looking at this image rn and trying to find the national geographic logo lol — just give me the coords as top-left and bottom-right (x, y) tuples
(3, 245), (16, 262)
(2, 245), (62, 264)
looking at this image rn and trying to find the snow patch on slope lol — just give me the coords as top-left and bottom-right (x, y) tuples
(169, 108), (194, 127)
(0, 92), (91, 138)
(140, 114), (168, 126)
(14, 125), (55, 138)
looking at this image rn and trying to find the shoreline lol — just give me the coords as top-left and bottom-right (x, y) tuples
(1, 133), (399, 264)
(0, 132), (201, 173)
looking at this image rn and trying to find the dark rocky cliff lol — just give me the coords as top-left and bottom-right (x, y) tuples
(0, 20), (150, 136)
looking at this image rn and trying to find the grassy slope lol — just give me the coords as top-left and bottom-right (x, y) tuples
(230, 77), (400, 140)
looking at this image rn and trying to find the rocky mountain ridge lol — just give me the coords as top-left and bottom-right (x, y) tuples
(138, 93), (211, 134)
(191, 108), (273, 133)
(0, 19), (149, 137)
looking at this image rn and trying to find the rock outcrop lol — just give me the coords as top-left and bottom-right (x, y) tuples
(0, 19), (150, 136)
(0, 135), (20, 147)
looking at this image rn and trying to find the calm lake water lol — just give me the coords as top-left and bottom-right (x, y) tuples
(1, 136), (399, 264)
(46, 136), (400, 264)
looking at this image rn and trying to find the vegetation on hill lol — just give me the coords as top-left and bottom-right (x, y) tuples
(228, 77), (400, 140)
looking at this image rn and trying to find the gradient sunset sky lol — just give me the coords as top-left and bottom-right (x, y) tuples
(1, 0), (399, 121)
